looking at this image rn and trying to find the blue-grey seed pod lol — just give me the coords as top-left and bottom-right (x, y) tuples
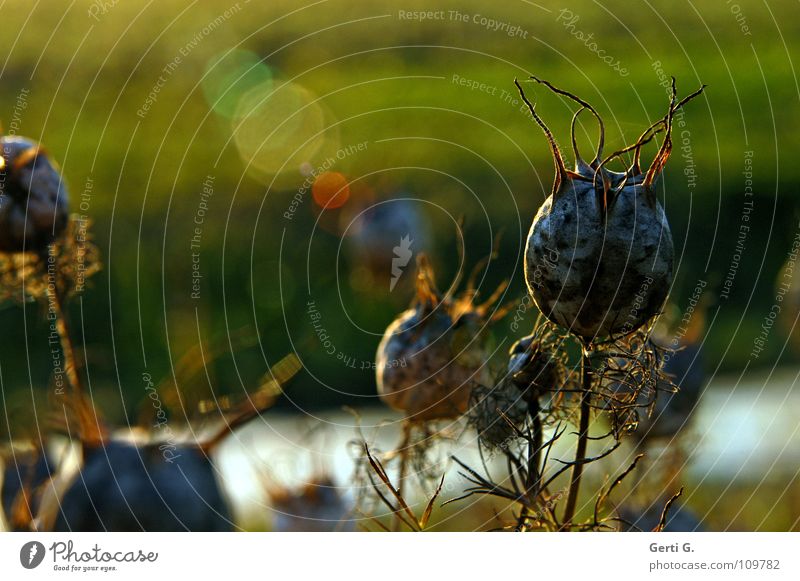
(0, 136), (69, 253)
(518, 78), (704, 340)
(376, 255), (499, 422)
(53, 441), (232, 532)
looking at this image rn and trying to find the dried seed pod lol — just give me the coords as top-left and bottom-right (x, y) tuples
(0, 136), (69, 253)
(470, 381), (528, 450)
(471, 329), (566, 448)
(517, 78), (704, 340)
(376, 254), (508, 422)
(507, 331), (565, 397)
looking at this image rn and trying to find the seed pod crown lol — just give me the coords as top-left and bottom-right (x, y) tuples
(376, 252), (510, 422)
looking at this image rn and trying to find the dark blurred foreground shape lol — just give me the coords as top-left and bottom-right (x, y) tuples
(1, 447), (54, 531)
(618, 502), (704, 532)
(52, 442), (232, 532)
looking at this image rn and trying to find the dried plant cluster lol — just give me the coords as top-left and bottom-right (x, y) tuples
(0, 215), (101, 303)
(1, 75), (706, 533)
(0, 132), (303, 532)
(358, 77), (705, 532)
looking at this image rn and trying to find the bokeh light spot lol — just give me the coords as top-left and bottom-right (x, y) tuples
(232, 80), (328, 179)
(202, 50), (272, 119)
(312, 171), (349, 210)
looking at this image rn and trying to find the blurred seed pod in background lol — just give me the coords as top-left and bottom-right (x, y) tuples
(603, 301), (708, 444)
(0, 136), (69, 253)
(50, 441), (233, 532)
(617, 500), (704, 532)
(269, 476), (354, 532)
(376, 253), (510, 422)
(343, 197), (431, 296)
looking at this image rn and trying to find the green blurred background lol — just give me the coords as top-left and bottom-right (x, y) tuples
(0, 0), (797, 422)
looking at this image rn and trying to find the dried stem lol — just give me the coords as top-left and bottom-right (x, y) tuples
(656, 487), (684, 532)
(515, 78), (568, 194)
(516, 398), (543, 531)
(530, 75), (605, 163)
(530, 408), (543, 491)
(48, 285), (82, 403)
(562, 348), (592, 529)
(44, 278), (100, 446)
(394, 422), (412, 530)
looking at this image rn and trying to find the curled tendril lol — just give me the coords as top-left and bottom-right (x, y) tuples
(516, 75), (705, 211)
(530, 76), (605, 166)
(595, 80), (706, 207)
(515, 78), (567, 195)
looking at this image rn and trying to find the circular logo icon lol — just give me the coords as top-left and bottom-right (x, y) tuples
(20, 541), (46, 569)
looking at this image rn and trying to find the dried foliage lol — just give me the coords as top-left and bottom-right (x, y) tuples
(356, 443), (445, 532)
(448, 318), (677, 531)
(0, 214), (100, 303)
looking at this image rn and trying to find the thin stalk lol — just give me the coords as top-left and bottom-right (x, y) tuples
(41, 248), (99, 446)
(562, 350), (592, 529)
(393, 421), (412, 531)
(516, 397), (542, 532)
(531, 411), (543, 489)
(48, 285), (83, 403)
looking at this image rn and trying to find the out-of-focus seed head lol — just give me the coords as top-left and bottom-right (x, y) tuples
(471, 327), (566, 449)
(52, 441), (232, 531)
(470, 381), (528, 450)
(517, 77), (704, 341)
(0, 136), (69, 253)
(376, 254), (508, 422)
(507, 331), (565, 398)
(270, 476), (354, 532)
